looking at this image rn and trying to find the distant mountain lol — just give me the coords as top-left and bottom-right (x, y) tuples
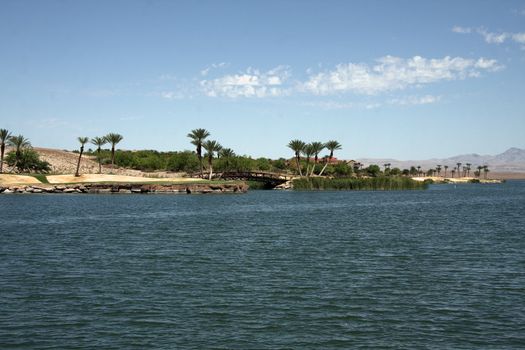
(357, 147), (525, 173)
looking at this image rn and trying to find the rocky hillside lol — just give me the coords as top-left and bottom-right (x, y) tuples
(1, 147), (173, 177)
(36, 148), (100, 174)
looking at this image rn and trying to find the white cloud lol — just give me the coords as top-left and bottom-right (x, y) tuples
(512, 32), (525, 44)
(453, 26), (525, 46)
(200, 66), (291, 98)
(301, 55), (501, 95)
(389, 95), (441, 106)
(200, 62), (228, 76)
(452, 26), (472, 34)
(477, 28), (508, 44)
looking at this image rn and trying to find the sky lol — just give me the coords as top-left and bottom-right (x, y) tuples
(1, 0), (524, 160)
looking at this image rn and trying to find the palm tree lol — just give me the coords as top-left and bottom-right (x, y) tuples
(319, 140), (342, 176)
(309, 141), (325, 176)
(75, 137), (89, 177)
(451, 169), (456, 178)
(483, 165), (489, 179)
(219, 148), (235, 172)
(477, 165), (483, 178)
(436, 165), (442, 177)
(219, 148), (235, 158)
(203, 140), (222, 180)
(466, 163), (471, 177)
(91, 136), (107, 174)
(187, 128), (210, 177)
(8, 135), (31, 171)
(444, 165), (449, 178)
(105, 133), (123, 167)
(287, 139), (306, 176)
(302, 143), (315, 177)
(0, 129), (12, 173)
(456, 162), (462, 178)
(417, 165), (421, 176)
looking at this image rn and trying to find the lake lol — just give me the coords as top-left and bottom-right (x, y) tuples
(1, 182), (524, 349)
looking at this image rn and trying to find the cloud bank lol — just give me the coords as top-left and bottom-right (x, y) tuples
(300, 56), (501, 95)
(160, 55), (502, 102)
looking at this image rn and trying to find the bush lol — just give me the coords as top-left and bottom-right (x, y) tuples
(5, 149), (51, 173)
(167, 151), (200, 173)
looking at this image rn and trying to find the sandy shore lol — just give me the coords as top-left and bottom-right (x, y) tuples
(0, 174), (42, 185)
(412, 176), (502, 183)
(0, 173), (203, 185)
(45, 174), (202, 184)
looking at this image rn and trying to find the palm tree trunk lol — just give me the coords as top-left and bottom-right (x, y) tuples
(0, 144), (4, 173)
(208, 159), (213, 180)
(295, 155), (303, 177)
(319, 156), (332, 176)
(306, 159), (311, 177)
(111, 146), (115, 167)
(75, 147), (84, 177)
(197, 146), (203, 178)
(97, 149), (102, 174)
(198, 155), (203, 178)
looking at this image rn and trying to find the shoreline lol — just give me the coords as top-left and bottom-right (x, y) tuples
(0, 182), (248, 195)
(411, 176), (504, 184)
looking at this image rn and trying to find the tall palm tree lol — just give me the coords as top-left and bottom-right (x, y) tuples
(319, 140), (342, 176)
(436, 165), (442, 177)
(456, 162), (462, 178)
(105, 133), (123, 167)
(466, 163), (472, 177)
(187, 128), (210, 177)
(451, 169), (456, 178)
(417, 165), (421, 176)
(0, 129), (12, 173)
(91, 136), (107, 174)
(483, 165), (489, 179)
(444, 165), (449, 178)
(203, 140), (222, 180)
(309, 141), (325, 176)
(302, 143), (315, 177)
(287, 139), (306, 176)
(75, 137), (89, 177)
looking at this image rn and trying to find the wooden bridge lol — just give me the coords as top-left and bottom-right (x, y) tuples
(193, 171), (294, 187)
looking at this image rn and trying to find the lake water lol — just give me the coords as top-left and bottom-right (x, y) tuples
(1, 182), (525, 349)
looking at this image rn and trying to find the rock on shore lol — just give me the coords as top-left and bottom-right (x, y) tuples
(0, 182), (248, 195)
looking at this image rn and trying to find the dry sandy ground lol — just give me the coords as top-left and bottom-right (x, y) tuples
(0, 174), (41, 185)
(412, 176), (502, 183)
(46, 174), (202, 184)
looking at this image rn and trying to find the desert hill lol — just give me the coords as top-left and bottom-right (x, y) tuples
(358, 147), (525, 173)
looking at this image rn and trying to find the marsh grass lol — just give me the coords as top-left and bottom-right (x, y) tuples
(293, 177), (427, 191)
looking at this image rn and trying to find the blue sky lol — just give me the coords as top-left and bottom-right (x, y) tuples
(1, 0), (524, 160)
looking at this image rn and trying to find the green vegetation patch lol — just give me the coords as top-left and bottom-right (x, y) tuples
(30, 174), (49, 184)
(292, 177), (427, 191)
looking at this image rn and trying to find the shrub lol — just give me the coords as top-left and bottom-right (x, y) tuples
(5, 149), (51, 173)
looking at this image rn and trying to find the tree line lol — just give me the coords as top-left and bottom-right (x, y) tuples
(0, 127), (491, 180)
